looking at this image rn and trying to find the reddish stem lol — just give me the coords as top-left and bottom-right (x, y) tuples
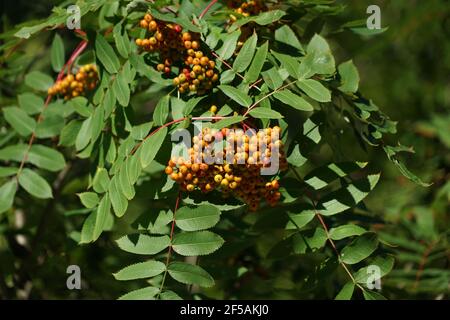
(16, 35), (88, 180)
(199, 0), (218, 19)
(130, 116), (226, 155)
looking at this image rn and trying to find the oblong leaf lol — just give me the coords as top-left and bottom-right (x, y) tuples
(114, 260), (166, 281)
(341, 232), (379, 265)
(118, 286), (160, 300)
(95, 34), (120, 74)
(296, 79), (331, 103)
(0, 180), (17, 214)
(140, 127), (167, 168)
(172, 231), (224, 256)
(18, 168), (53, 199)
(273, 90), (313, 111)
(176, 205), (221, 231)
(116, 234), (170, 255)
(219, 85), (252, 107)
(168, 262), (214, 288)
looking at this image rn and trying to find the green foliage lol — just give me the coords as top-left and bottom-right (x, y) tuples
(0, 0), (446, 301)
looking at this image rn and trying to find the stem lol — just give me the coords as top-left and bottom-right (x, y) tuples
(244, 80), (297, 117)
(290, 167), (365, 291)
(15, 38), (88, 181)
(211, 51), (261, 92)
(414, 239), (438, 289)
(157, 191), (182, 299)
(130, 116), (228, 155)
(199, 0), (218, 19)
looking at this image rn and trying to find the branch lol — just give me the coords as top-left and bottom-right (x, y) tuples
(157, 191), (182, 298)
(15, 38), (88, 181)
(199, 0), (218, 19)
(289, 167), (365, 292)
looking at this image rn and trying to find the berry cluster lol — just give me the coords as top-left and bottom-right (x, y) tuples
(228, 0), (267, 18)
(135, 14), (219, 95)
(165, 126), (288, 211)
(47, 64), (98, 100)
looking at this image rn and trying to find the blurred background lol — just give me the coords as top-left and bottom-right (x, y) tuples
(0, 0), (449, 299)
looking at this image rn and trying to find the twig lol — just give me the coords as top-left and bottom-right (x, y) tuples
(130, 116), (228, 155)
(244, 80), (297, 116)
(211, 51), (261, 92)
(157, 191), (182, 298)
(290, 167), (365, 291)
(199, 0), (219, 19)
(414, 239), (438, 289)
(15, 38), (88, 181)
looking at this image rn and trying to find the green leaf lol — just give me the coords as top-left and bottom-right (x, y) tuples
(273, 90), (313, 111)
(93, 194), (111, 241)
(78, 192), (99, 209)
(35, 114), (65, 138)
(60, 120), (82, 147)
(116, 234), (170, 255)
(363, 290), (387, 300)
(90, 106), (104, 144)
(109, 175), (128, 217)
(103, 88), (116, 118)
(212, 116), (246, 130)
(354, 254), (395, 284)
(272, 51), (302, 79)
(176, 205), (221, 231)
(18, 93), (44, 115)
(338, 60), (360, 93)
(160, 291), (182, 300)
(114, 260), (166, 281)
(296, 79), (331, 103)
(304, 162), (368, 190)
(341, 232), (379, 265)
(118, 163), (135, 200)
(329, 224), (367, 240)
(140, 127), (167, 168)
(25, 71), (53, 91)
(153, 95), (170, 126)
(318, 174), (380, 216)
(168, 262), (214, 288)
(3, 106), (36, 136)
(118, 286), (160, 300)
(233, 32), (257, 72)
(75, 116), (92, 151)
(0, 167), (18, 178)
(95, 34), (120, 74)
(50, 33), (65, 72)
(383, 146), (431, 187)
(248, 107), (283, 119)
(275, 25), (303, 51)
(261, 67), (284, 89)
(230, 10), (286, 31)
(245, 41), (268, 83)
(219, 85), (252, 107)
(80, 210), (97, 244)
(285, 204), (315, 230)
(92, 167), (110, 193)
(0, 180), (17, 214)
(306, 34), (335, 75)
(113, 70), (130, 107)
(216, 30), (241, 60)
(335, 282), (355, 300)
(172, 231), (224, 256)
(126, 155), (141, 185)
(28, 145), (66, 172)
(18, 168), (53, 199)
(113, 24), (130, 59)
(292, 228), (327, 254)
